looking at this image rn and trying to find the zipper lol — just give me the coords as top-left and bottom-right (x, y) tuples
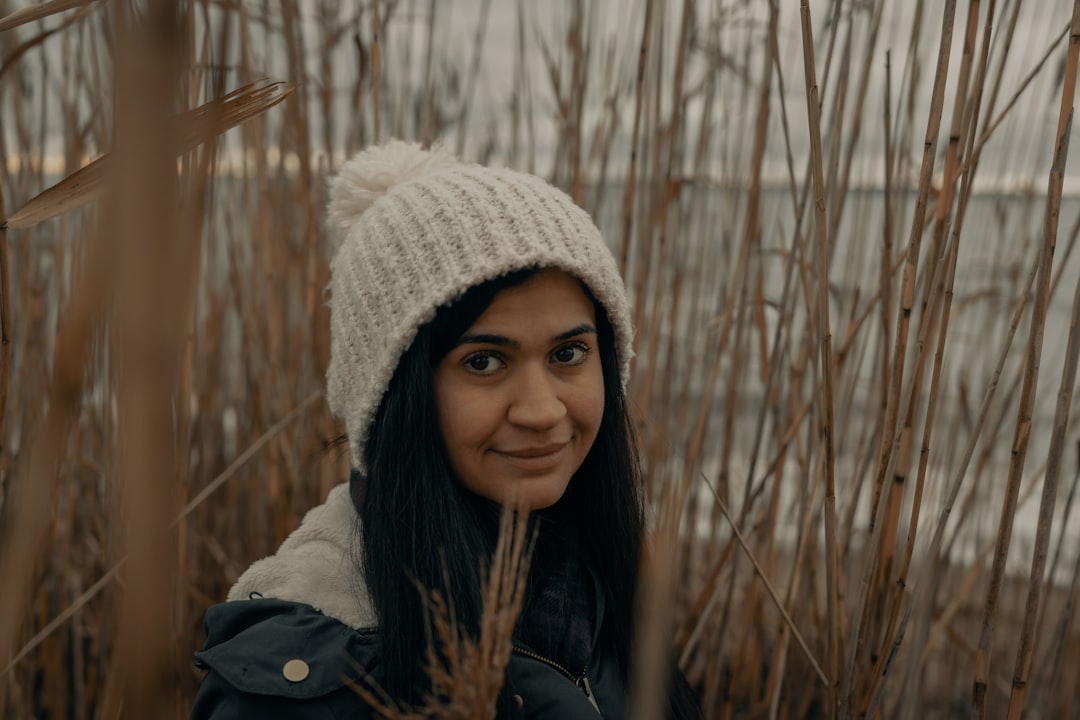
(512, 645), (602, 715)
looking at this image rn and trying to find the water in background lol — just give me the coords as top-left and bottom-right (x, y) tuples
(589, 182), (1080, 585)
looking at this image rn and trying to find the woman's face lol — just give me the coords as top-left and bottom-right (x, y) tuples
(433, 269), (605, 510)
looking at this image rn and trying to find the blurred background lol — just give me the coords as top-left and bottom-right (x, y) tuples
(1, 0), (1079, 717)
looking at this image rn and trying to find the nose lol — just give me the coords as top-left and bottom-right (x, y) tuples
(506, 364), (566, 430)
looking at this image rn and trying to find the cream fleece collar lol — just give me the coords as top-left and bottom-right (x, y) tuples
(226, 483), (377, 630)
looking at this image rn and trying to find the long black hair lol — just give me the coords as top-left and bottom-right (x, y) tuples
(353, 267), (645, 706)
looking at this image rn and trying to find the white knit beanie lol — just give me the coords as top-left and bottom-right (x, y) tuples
(326, 140), (634, 469)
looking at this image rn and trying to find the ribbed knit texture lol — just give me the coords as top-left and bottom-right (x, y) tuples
(326, 141), (633, 469)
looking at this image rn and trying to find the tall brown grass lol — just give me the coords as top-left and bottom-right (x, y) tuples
(2, 1), (1079, 718)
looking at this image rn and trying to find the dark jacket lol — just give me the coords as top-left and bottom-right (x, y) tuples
(191, 484), (628, 719)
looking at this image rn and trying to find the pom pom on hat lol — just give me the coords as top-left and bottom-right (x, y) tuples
(326, 140), (459, 236)
(325, 140), (634, 470)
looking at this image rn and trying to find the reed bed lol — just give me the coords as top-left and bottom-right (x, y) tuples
(2, 0), (1080, 717)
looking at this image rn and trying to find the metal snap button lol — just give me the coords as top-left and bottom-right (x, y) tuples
(282, 658), (310, 682)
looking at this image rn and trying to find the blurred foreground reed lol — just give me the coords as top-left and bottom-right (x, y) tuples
(2, 1), (1079, 717)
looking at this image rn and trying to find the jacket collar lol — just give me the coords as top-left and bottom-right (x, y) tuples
(227, 483), (378, 630)
(226, 482), (609, 641)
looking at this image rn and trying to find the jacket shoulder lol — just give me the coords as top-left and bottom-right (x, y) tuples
(191, 597), (382, 719)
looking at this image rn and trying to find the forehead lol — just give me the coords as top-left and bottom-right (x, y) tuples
(467, 269), (597, 327)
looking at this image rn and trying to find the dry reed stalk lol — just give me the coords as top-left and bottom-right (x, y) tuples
(416, 0), (437, 146)
(0, 0), (92, 33)
(721, 31), (781, 699)
(630, 474), (687, 720)
(763, 452), (824, 720)
(1, 384), (318, 680)
(966, 19), (1069, 178)
(710, 481), (827, 688)
(681, 283), (749, 515)
(6, 1), (1080, 714)
(822, 11), (851, 239)
(1005, 18), (1080, 712)
(894, 5), (1001, 708)
(0, 191), (9, 471)
(729, 0), (778, 524)
(631, 0), (690, 426)
(798, 3), (841, 716)
(861, 238), (957, 717)
(680, 165), (762, 522)
(570, 0), (589, 202)
(899, 109), (987, 720)
(453, 0), (492, 157)
(349, 507), (534, 719)
(973, 1), (1080, 710)
(847, 2), (957, 706)
(0, 193), (8, 711)
(859, 4), (985, 709)
(106, 5), (191, 715)
(629, 18), (664, 379)
(372, 0), (382, 144)
(1039, 457), (1080, 716)
(867, 246), (1035, 709)
(618, 0), (652, 279)
(0, 184), (108, 688)
(0, 2), (93, 83)
(1029, 445), (1080, 704)
(2, 80), (291, 230)
(830, 2), (885, 243)
(1006, 187), (1080, 718)
(582, 41), (619, 217)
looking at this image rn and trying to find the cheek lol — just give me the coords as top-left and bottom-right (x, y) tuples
(433, 373), (467, 456)
(435, 381), (495, 453)
(574, 368), (606, 440)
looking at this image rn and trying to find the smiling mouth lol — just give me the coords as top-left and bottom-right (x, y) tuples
(493, 442), (570, 470)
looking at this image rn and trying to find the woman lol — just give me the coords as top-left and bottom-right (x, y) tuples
(192, 141), (699, 718)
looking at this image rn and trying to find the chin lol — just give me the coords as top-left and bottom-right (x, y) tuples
(497, 479), (571, 511)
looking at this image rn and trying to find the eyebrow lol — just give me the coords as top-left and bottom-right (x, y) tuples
(454, 323), (597, 349)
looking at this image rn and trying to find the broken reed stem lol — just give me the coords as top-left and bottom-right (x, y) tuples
(767, 452), (825, 720)
(709, 479), (828, 687)
(797, 3), (840, 716)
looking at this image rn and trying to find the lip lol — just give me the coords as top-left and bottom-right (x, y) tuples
(493, 442), (569, 471)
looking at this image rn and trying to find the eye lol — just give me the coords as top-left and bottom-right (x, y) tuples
(552, 342), (590, 366)
(463, 352), (505, 375)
